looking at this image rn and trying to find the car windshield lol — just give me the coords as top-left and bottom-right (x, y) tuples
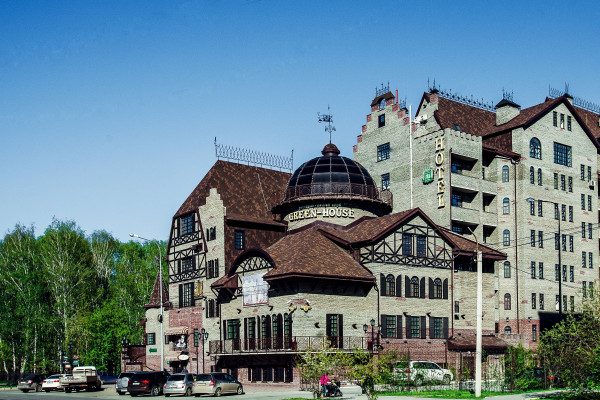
(196, 374), (212, 381)
(47, 375), (60, 379)
(130, 373), (152, 381)
(23, 375), (36, 380)
(167, 375), (185, 381)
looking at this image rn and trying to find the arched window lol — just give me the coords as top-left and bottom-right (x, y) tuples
(386, 274), (395, 297)
(503, 198), (510, 214)
(504, 326), (512, 334)
(530, 137), (541, 159)
(433, 278), (443, 299)
(504, 293), (511, 310)
(379, 98), (386, 110)
(503, 230), (510, 246)
(411, 277), (419, 297)
(537, 168), (542, 185)
(504, 261), (511, 278)
(502, 165), (510, 182)
(530, 166), (535, 184)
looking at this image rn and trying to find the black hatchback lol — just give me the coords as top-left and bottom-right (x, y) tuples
(127, 371), (170, 396)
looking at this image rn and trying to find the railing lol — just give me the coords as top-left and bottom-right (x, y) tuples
(209, 336), (369, 355)
(282, 183), (392, 206)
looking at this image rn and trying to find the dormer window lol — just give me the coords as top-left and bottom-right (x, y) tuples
(180, 213), (195, 236)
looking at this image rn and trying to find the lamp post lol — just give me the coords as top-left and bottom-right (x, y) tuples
(68, 341), (74, 368)
(370, 319), (375, 354)
(130, 233), (165, 371)
(121, 336), (129, 373)
(526, 198), (562, 315)
(198, 328), (209, 373)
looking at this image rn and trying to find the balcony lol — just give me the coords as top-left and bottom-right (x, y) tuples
(451, 205), (480, 224)
(209, 336), (369, 355)
(451, 173), (479, 193)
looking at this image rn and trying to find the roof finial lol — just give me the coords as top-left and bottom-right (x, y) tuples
(317, 105), (336, 144)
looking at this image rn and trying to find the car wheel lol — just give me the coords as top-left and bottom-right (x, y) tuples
(45, 389), (51, 392)
(65, 388), (72, 393)
(36, 384), (42, 392)
(165, 394), (171, 397)
(118, 391), (125, 395)
(237, 386), (243, 395)
(415, 376), (423, 386)
(151, 385), (160, 396)
(185, 387), (192, 397)
(442, 375), (451, 385)
(214, 387), (222, 397)
(131, 393), (138, 397)
(20, 390), (29, 393)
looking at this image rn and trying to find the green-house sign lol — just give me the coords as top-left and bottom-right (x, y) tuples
(149, 348), (157, 353)
(423, 168), (434, 184)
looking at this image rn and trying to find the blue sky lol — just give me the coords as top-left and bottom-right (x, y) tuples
(1, 0), (599, 242)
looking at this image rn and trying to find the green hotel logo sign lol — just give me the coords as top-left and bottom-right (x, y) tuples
(423, 168), (434, 184)
(149, 348), (157, 353)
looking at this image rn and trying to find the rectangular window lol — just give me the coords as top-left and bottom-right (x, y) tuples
(561, 204), (566, 221)
(385, 315), (396, 339)
(451, 159), (464, 174)
(538, 201), (543, 217)
(590, 253), (593, 269)
(562, 234), (566, 251)
(432, 317), (444, 339)
(402, 233), (413, 255)
(381, 173), (390, 190)
(554, 203), (559, 220)
(568, 176), (573, 192)
(554, 142), (572, 166)
(555, 233), (559, 250)
(378, 114), (385, 128)
(555, 264), (560, 281)
(562, 265), (567, 282)
(570, 296), (575, 312)
(183, 282), (194, 307)
(563, 295), (568, 312)
(410, 316), (420, 339)
(582, 222), (586, 238)
(560, 113), (565, 129)
(590, 282), (594, 297)
(234, 230), (245, 250)
(532, 325), (538, 342)
(452, 193), (463, 207)
(569, 236), (573, 252)
(583, 252), (587, 268)
(377, 143), (390, 161)
(181, 257), (194, 273)
(583, 281), (587, 298)
(538, 231), (543, 248)
(530, 230), (535, 247)
(416, 235), (426, 257)
(588, 166), (592, 181)
(582, 194), (586, 210)
(569, 206), (573, 222)
(553, 111), (558, 126)
(581, 164), (585, 180)
(539, 294), (544, 310)
(570, 265), (574, 282)
(531, 293), (536, 309)
(589, 223), (593, 239)
(180, 213), (195, 236)
(454, 301), (460, 313)
(530, 201), (535, 216)
(538, 262), (544, 280)
(147, 333), (156, 345)
(554, 173), (559, 189)
(531, 261), (536, 278)
(567, 115), (572, 131)
(226, 319), (240, 340)
(588, 195), (592, 211)
(561, 175), (566, 191)
(556, 295), (560, 311)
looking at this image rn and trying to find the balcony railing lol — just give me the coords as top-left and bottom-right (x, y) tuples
(209, 336), (370, 355)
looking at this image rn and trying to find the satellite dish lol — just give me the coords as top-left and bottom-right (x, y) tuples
(157, 314), (163, 323)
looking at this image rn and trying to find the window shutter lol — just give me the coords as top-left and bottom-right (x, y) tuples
(420, 316), (426, 339)
(443, 279), (449, 299)
(215, 300), (220, 317)
(178, 260), (181, 274)
(405, 276), (410, 298)
(265, 315), (271, 338)
(429, 278), (434, 299)
(338, 314), (343, 339)
(397, 315), (403, 339)
(380, 274), (386, 296)
(420, 277), (426, 299)
(381, 315), (388, 338)
(215, 259), (219, 277)
(326, 314), (332, 337)
(205, 299), (209, 318)
(244, 318), (248, 340)
(178, 284), (183, 308)
(223, 320), (227, 340)
(429, 316), (433, 339)
(191, 285), (195, 306)
(406, 314), (411, 338)
(396, 275), (402, 297)
(257, 316), (261, 339)
(443, 317), (449, 339)
(277, 314), (284, 338)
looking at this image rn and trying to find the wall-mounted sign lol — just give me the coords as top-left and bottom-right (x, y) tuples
(435, 137), (446, 208)
(149, 348), (157, 353)
(288, 206), (355, 222)
(423, 168), (434, 184)
(242, 272), (268, 306)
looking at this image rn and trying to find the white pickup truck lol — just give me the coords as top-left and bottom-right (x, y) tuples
(60, 366), (102, 392)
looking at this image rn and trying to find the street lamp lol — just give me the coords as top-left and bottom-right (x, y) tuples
(121, 336), (129, 372)
(370, 319), (375, 354)
(526, 198), (562, 315)
(130, 233), (165, 371)
(198, 328), (209, 373)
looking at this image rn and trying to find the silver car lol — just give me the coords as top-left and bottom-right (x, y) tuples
(163, 373), (195, 397)
(115, 372), (135, 395)
(192, 372), (243, 397)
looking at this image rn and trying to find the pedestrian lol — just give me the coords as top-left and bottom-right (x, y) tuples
(320, 372), (330, 398)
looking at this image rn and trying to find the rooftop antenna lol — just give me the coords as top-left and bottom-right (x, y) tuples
(317, 105), (336, 144)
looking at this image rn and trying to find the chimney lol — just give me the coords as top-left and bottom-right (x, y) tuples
(429, 88), (439, 104)
(495, 98), (521, 126)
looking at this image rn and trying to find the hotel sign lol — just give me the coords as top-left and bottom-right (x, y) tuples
(435, 137), (446, 208)
(288, 205), (356, 222)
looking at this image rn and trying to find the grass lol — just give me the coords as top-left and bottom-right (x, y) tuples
(377, 388), (557, 398)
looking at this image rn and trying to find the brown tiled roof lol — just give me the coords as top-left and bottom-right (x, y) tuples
(487, 97), (562, 135)
(144, 271), (170, 309)
(262, 227), (374, 283)
(439, 228), (506, 260)
(431, 95), (496, 137)
(211, 274), (238, 290)
(371, 91), (395, 107)
(225, 213), (287, 228)
(175, 160), (290, 218)
(575, 105), (600, 139)
(447, 335), (507, 351)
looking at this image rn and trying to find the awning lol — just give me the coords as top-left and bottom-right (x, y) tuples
(165, 326), (188, 336)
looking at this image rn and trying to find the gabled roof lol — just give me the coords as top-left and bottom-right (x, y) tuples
(144, 271), (170, 309)
(174, 160), (290, 219)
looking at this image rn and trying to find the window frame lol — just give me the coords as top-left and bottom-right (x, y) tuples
(553, 142), (572, 167)
(529, 137), (542, 159)
(377, 143), (390, 161)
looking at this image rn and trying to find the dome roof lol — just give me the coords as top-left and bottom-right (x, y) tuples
(280, 143), (380, 203)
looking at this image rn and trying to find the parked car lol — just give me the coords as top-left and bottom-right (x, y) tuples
(42, 374), (65, 392)
(163, 373), (195, 397)
(394, 361), (453, 385)
(192, 372), (243, 397)
(17, 374), (46, 392)
(115, 372), (136, 395)
(60, 366), (102, 392)
(99, 371), (118, 385)
(127, 371), (170, 396)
